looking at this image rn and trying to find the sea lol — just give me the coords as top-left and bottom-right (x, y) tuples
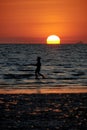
(0, 44), (87, 90)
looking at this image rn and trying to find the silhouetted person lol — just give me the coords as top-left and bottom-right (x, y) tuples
(35, 57), (45, 79)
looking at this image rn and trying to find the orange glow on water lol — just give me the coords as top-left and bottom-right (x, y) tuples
(0, 87), (87, 94)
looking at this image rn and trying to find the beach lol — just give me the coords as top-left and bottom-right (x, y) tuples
(0, 90), (87, 130)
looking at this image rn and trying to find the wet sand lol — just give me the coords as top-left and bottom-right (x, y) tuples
(0, 85), (87, 94)
(0, 92), (87, 130)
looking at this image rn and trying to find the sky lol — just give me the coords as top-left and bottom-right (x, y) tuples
(0, 0), (87, 44)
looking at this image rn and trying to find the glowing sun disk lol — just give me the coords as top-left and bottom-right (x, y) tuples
(47, 35), (60, 44)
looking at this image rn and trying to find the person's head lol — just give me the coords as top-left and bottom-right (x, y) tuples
(37, 57), (41, 61)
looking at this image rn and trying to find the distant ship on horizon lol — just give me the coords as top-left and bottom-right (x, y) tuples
(76, 41), (84, 44)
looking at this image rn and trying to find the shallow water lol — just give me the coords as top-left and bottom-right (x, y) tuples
(0, 44), (87, 89)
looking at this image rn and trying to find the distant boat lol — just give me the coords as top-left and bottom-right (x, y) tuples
(76, 41), (84, 44)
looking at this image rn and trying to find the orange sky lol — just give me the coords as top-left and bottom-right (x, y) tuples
(0, 0), (87, 44)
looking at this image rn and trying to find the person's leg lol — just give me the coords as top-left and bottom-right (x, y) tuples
(35, 70), (38, 79)
(39, 73), (45, 78)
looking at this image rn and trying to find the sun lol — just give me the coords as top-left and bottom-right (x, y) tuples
(47, 35), (60, 44)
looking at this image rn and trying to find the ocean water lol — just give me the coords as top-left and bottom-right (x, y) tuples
(0, 44), (87, 89)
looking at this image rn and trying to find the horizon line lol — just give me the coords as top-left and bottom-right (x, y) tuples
(0, 42), (86, 45)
